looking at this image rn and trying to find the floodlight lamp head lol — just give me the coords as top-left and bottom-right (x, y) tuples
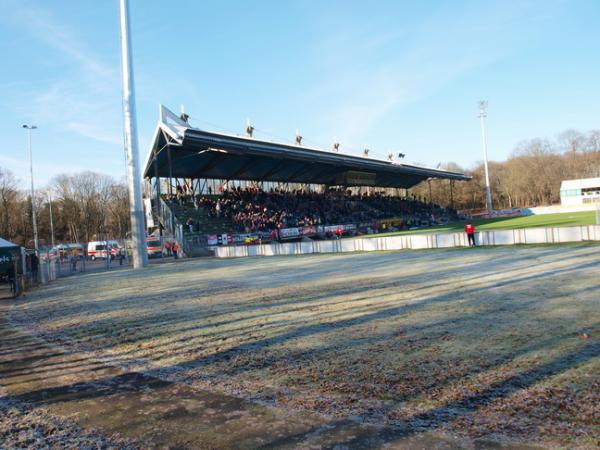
(398, 152), (405, 159)
(478, 100), (488, 117)
(363, 148), (370, 157)
(333, 142), (340, 152)
(295, 132), (302, 145)
(388, 153), (394, 161)
(246, 124), (254, 137)
(180, 113), (190, 123)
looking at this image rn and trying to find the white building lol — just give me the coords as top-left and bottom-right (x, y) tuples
(560, 177), (600, 206)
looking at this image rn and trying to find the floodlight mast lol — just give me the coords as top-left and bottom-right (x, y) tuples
(48, 192), (55, 249)
(478, 100), (493, 213)
(119, 0), (147, 268)
(23, 125), (39, 254)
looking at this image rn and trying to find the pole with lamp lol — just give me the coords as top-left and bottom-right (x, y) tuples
(23, 124), (42, 282)
(478, 101), (493, 214)
(48, 191), (55, 250)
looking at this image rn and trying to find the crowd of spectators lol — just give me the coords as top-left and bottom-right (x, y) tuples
(189, 187), (457, 233)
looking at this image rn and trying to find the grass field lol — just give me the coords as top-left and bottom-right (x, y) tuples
(362, 210), (597, 239)
(10, 243), (599, 448)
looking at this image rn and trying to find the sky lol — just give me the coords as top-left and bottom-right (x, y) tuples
(1, 0), (599, 188)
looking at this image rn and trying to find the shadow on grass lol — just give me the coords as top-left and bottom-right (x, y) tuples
(3, 245), (598, 446)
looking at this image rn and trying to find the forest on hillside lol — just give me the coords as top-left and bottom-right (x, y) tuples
(412, 129), (600, 210)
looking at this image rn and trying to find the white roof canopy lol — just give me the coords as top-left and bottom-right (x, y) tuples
(0, 237), (19, 248)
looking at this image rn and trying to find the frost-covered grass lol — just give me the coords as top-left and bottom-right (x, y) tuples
(15, 244), (600, 448)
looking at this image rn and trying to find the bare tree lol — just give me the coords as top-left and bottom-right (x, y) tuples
(0, 168), (20, 240)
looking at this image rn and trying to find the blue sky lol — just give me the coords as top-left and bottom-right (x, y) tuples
(1, 0), (599, 187)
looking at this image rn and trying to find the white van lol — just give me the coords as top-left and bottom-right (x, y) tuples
(87, 240), (121, 260)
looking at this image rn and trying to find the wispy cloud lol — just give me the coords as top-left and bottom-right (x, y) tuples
(6, 2), (122, 147)
(12, 5), (114, 79)
(307, 0), (568, 155)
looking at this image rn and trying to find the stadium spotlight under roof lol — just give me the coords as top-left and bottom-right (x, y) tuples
(246, 119), (254, 137)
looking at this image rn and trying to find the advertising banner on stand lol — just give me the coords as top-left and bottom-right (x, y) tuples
(279, 228), (300, 240)
(300, 226), (318, 236)
(143, 198), (155, 228)
(215, 234), (232, 245)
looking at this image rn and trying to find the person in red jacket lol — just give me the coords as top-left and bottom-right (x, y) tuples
(335, 227), (343, 239)
(464, 222), (476, 247)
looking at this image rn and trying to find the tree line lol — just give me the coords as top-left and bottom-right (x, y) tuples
(0, 169), (130, 247)
(412, 129), (600, 211)
(2, 128), (599, 246)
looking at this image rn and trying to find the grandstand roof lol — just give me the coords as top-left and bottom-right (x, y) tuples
(143, 106), (470, 188)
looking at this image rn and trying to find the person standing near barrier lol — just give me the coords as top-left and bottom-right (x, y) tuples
(335, 227), (343, 239)
(464, 222), (476, 247)
(8, 263), (16, 296)
(30, 253), (39, 281)
(172, 242), (179, 259)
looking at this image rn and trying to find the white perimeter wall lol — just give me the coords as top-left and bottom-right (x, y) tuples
(526, 204), (597, 214)
(213, 225), (600, 258)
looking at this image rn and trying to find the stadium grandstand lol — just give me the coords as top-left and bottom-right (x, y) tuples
(143, 106), (470, 256)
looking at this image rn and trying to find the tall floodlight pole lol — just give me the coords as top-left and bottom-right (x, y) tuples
(48, 192), (55, 249)
(119, 0), (147, 268)
(23, 125), (39, 253)
(478, 101), (493, 213)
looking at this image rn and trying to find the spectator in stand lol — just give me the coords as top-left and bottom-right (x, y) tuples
(186, 217), (195, 233)
(187, 187), (458, 236)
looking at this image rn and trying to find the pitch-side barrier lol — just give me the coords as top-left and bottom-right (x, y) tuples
(213, 224), (600, 258)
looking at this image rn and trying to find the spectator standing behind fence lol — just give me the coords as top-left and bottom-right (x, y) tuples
(172, 242), (179, 259)
(464, 222), (476, 247)
(8, 263), (16, 295)
(30, 253), (39, 281)
(186, 217), (195, 233)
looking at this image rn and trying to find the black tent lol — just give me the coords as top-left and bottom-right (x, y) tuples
(0, 237), (22, 275)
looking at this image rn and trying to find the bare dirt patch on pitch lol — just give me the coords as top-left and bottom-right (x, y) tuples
(10, 244), (600, 448)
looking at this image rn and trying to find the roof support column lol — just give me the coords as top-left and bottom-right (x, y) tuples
(167, 146), (173, 198)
